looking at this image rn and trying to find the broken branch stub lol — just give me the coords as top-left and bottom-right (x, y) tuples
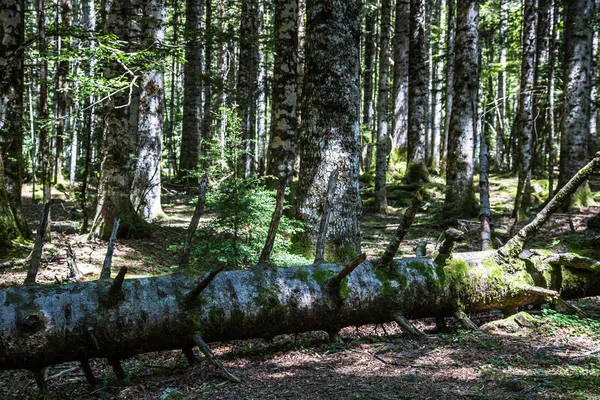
(179, 172), (209, 270)
(380, 191), (422, 267)
(24, 200), (53, 284)
(100, 218), (120, 279)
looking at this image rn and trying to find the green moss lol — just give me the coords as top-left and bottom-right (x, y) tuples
(339, 278), (351, 301)
(257, 287), (281, 308)
(313, 269), (335, 286)
(295, 268), (310, 283)
(570, 185), (593, 208)
(373, 266), (403, 301)
(289, 239), (315, 260)
(359, 172), (375, 186)
(208, 307), (226, 324)
(5, 291), (24, 306)
(404, 162), (430, 184)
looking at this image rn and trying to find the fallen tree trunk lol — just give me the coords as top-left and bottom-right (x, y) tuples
(1, 249), (600, 373)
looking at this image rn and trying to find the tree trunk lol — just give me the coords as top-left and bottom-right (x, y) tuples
(293, 0), (362, 262)
(440, 0), (454, 174)
(429, 0), (446, 174)
(2, 249), (600, 374)
(494, 0), (509, 171)
(557, 0), (595, 210)
(392, 0), (409, 156)
(362, 7), (376, 170)
(201, 0), (214, 169)
(53, 0), (73, 185)
(513, 0), (538, 221)
(179, 0), (204, 184)
(90, 0), (147, 239)
(444, 0), (478, 218)
(0, 0), (30, 240)
(238, 0), (259, 178)
(374, 0), (391, 214)
(405, 0), (428, 184)
(266, 0), (298, 187)
(131, 0), (166, 222)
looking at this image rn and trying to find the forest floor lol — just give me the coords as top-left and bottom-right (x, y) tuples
(1, 172), (600, 399)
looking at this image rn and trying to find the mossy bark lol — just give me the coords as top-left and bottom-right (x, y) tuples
(1, 250), (600, 372)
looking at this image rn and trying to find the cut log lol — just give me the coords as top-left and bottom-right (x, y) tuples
(1, 249), (600, 374)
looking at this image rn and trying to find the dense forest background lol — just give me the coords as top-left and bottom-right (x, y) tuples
(1, 0), (600, 264)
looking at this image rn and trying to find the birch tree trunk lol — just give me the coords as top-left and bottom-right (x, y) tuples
(429, 0), (445, 174)
(266, 0), (298, 187)
(374, 0), (391, 214)
(0, 0), (30, 240)
(444, 0), (478, 218)
(494, 0), (508, 171)
(405, 0), (428, 183)
(131, 0), (166, 221)
(512, 0), (538, 221)
(179, 0), (204, 183)
(558, 0), (595, 209)
(294, 0), (362, 262)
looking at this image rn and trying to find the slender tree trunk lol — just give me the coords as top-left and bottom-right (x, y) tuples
(494, 0), (508, 171)
(166, 0), (180, 179)
(266, 0), (298, 187)
(405, 0), (429, 183)
(79, 0), (96, 233)
(588, 26), (598, 158)
(256, 2), (267, 176)
(238, 0), (259, 178)
(362, 8), (377, 170)
(558, 0), (595, 210)
(444, 0), (479, 218)
(429, 0), (445, 173)
(0, 0), (30, 240)
(374, 0), (391, 213)
(392, 0), (409, 156)
(546, 0), (558, 198)
(38, 0), (52, 214)
(201, 0), (214, 169)
(512, 0), (538, 221)
(131, 0), (166, 221)
(294, 0), (362, 262)
(440, 0), (455, 174)
(179, 0), (204, 184)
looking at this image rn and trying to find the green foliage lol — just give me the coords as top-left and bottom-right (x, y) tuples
(540, 309), (600, 340)
(191, 108), (307, 270)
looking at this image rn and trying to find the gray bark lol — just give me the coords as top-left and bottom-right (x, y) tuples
(179, 0), (204, 182)
(445, 0), (478, 218)
(0, 0), (30, 240)
(546, 0), (558, 198)
(90, 0), (146, 239)
(266, 0), (298, 186)
(513, 0), (538, 221)
(588, 27), (598, 158)
(238, 0), (260, 178)
(201, 0), (213, 169)
(429, 0), (445, 173)
(294, 0), (362, 262)
(557, 0), (595, 209)
(392, 0), (409, 154)
(405, 0), (428, 183)
(131, 0), (166, 221)
(2, 249), (600, 374)
(362, 7), (377, 170)
(494, 0), (509, 171)
(374, 0), (391, 213)
(440, 0), (454, 174)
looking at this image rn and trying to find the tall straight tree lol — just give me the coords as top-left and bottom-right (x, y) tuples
(238, 0), (259, 178)
(440, 0), (455, 173)
(38, 0), (52, 208)
(392, 0), (409, 154)
(512, 0), (538, 221)
(131, 0), (166, 221)
(495, 0), (509, 171)
(91, 0), (146, 239)
(405, 0), (428, 183)
(179, 0), (203, 183)
(429, 0), (446, 173)
(294, 0), (362, 262)
(201, 0), (213, 167)
(362, 6), (376, 170)
(444, 0), (478, 217)
(266, 0), (298, 186)
(53, 0), (73, 184)
(558, 0), (595, 209)
(0, 0), (28, 241)
(374, 0), (391, 213)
